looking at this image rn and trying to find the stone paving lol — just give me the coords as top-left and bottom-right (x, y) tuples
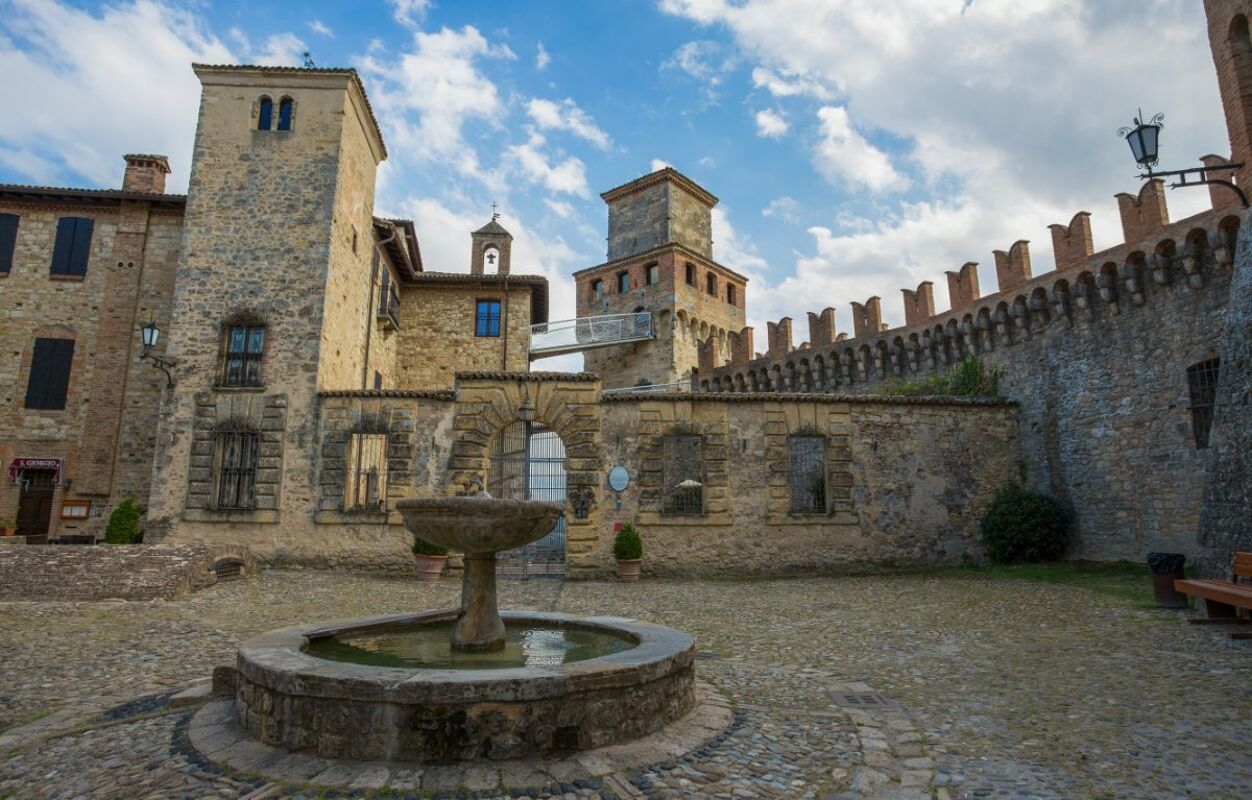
(0, 570), (1250, 799)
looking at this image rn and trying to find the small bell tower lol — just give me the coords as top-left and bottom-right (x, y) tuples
(471, 207), (513, 275)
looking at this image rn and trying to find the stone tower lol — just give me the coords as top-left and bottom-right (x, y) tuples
(1205, 0), (1252, 198)
(574, 167), (747, 389)
(147, 64), (386, 539)
(471, 215), (512, 274)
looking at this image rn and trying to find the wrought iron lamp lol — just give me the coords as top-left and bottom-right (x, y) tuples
(139, 320), (175, 388)
(1118, 109), (1247, 206)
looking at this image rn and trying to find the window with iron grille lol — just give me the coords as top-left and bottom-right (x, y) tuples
(1187, 358), (1221, 449)
(475, 299), (501, 337)
(346, 432), (389, 511)
(789, 435), (827, 514)
(221, 324), (265, 386)
(662, 435), (704, 515)
(214, 429), (259, 510)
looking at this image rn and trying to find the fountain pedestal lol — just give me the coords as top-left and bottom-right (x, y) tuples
(454, 552), (505, 651)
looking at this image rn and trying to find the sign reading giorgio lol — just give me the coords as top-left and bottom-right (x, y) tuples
(8, 458), (62, 485)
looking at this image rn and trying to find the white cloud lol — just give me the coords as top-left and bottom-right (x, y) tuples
(663, 40), (736, 99)
(507, 132), (591, 197)
(545, 198), (575, 218)
(0, 0), (235, 190)
(308, 19), (333, 38)
(650, 158), (673, 172)
(813, 106), (907, 193)
(526, 98), (611, 149)
(754, 108), (789, 138)
(390, 0), (431, 28)
(697, 155), (717, 167)
(250, 32), (307, 67)
(751, 66), (832, 100)
(536, 41), (551, 70)
(762, 195), (798, 222)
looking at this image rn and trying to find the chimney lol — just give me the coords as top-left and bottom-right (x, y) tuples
(122, 154), (171, 194)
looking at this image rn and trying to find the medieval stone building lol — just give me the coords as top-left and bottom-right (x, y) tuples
(0, 0), (1248, 577)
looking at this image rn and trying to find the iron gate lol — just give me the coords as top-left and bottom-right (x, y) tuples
(487, 421), (566, 578)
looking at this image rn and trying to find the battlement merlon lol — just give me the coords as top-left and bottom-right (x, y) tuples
(808, 308), (837, 348)
(1048, 212), (1094, 271)
(992, 240), (1032, 293)
(902, 282), (935, 328)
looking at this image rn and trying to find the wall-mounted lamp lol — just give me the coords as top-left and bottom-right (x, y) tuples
(139, 320), (175, 388)
(1118, 109), (1248, 207)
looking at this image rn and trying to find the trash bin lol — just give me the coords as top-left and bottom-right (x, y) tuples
(1146, 552), (1188, 608)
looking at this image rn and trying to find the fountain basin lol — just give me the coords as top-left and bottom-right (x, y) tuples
(234, 610), (696, 761)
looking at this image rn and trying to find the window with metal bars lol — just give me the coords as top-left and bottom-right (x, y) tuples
(221, 324), (265, 386)
(346, 432), (389, 511)
(1186, 358), (1221, 449)
(788, 435), (827, 514)
(662, 435), (704, 515)
(214, 429), (259, 510)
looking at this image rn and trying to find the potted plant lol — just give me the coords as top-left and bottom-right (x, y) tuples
(411, 536), (448, 581)
(1, 519), (14, 537)
(613, 523), (643, 582)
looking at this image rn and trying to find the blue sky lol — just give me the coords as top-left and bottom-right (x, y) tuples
(0, 0), (1230, 370)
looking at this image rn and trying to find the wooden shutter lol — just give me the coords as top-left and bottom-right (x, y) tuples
(0, 213), (17, 273)
(50, 218), (76, 275)
(24, 338), (75, 410)
(69, 218), (93, 275)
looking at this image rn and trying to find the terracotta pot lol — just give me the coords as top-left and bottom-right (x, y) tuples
(616, 558), (642, 582)
(413, 554), (447, 582)
(2, 528), (14, 537)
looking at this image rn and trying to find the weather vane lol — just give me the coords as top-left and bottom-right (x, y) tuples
(491, 201), (500, 222)
(303, 51), (315, 68)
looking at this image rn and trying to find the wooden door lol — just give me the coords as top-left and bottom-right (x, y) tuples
(16, 470), (55, 539)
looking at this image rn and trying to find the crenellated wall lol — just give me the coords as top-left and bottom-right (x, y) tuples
(700, 193), (1241, 561)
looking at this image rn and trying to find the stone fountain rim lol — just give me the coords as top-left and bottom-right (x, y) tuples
(236, 609), (695, 705)
(394, 496), (566, 513)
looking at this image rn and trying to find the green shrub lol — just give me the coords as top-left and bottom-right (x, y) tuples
(881, 356), (1001, 397)
(979, 483), (1068, 564)
(613, 523), (643, 560)
(411, 536), (448, 557)
(104, 498), (142, 544)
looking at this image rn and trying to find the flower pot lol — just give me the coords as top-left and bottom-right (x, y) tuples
(2, 528), (14, 537)
(616, 558), (642, 582)
(413, 554), (447, 582)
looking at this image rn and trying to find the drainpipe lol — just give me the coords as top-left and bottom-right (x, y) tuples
(501, 273), (511, 371)
(361, 246), (379, 390)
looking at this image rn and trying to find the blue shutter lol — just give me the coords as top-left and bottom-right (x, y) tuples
(258, 98), (273, 130)
(24, 338), (75, 410)
(277, 98), (293, 131)
(69, 217), (93, 275)
(0, 213), (17, 273)
(50, 218), (75, 275)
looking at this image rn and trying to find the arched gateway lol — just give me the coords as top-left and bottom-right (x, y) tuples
(487, 420), (567, 576)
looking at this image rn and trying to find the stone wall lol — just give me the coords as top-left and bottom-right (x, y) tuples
(598, 394), (1019, 576)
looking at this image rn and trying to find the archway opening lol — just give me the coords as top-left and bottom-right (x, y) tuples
(487, 420), (567, 577)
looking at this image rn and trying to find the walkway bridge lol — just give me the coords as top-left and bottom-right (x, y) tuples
(529, 311), (654, 359)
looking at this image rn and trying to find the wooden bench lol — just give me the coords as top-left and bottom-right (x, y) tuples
(1176, 552), (1252, 640)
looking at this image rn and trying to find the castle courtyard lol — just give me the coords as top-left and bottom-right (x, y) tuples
(1, 569), (1248, 800)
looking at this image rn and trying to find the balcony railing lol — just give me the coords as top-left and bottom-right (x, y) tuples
(529, 311), (654, 358)
(377, 287), (400, 331)
(601, 380), (692, 396)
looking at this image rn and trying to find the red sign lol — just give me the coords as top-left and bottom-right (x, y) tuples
(8, 458), (62, 485)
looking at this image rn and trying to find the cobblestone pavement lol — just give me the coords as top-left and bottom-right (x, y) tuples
(1, 571), (1249, 799)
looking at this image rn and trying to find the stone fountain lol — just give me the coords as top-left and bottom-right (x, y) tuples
(227, 493), (697, 761)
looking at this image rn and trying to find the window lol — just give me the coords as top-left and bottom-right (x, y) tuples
(277, 97), (294, 131)
(373, 371), (383, 390)
(685, 263), (696, 286)
(662, 435), (703, 515)
(1187, 358), (1221, 449)
(221, 324), (265, 387)
(258, 97), (273, 130)
(475, 299), (501, 337)
(346, 432), (389, 511)
(24, 338), (74, 410)
(214, 429), (259, 510)
(0, 213), (17, 274)
(706, 272), (717, 296)
(591, 279), (604, 302)
(789, 436), (827, 514)
(617, 271), (630, 293)
(727, 284), (737, 305)
(50, 217), (93, 277)
(646, 263), (659, 285)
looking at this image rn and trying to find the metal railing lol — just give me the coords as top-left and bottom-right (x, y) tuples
(601, 380), (692, 396)
(529, 311), (654, 357)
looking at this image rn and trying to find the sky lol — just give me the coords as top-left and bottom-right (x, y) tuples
(0, 0), (1231, 372)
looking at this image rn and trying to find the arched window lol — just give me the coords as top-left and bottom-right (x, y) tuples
(277, 97), (294, 131)
(1187, 358), (1221, 448)
(257, 97), (273, 131)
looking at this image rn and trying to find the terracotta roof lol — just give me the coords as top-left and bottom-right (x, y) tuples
(456, 371), (600, 383)
(0, 184), (186, 208)
(372, 217), (422, 279)
(600, 166), (718, 207)
(407, 272), (549, 324)
(473, 218), (512, 236)
(601, 391), (1016, 406)
(191, 64), (387, 160)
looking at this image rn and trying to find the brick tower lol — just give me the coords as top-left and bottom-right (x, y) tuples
(574, 167), (747, 389)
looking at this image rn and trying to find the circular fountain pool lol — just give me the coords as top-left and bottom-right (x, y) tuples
(235, 609), (695, 761)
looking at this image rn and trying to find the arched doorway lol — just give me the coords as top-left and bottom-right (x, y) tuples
(487, 420), (566, 577)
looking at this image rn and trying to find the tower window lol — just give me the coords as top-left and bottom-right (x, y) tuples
(706, 273), (717, 296)
(50, 217), (93, 277)
(24, 337), (75, 410)
(221, 323), (266, 387)
(591, 279), (604, 302)
(685, 263), (695, 286)
(617, 271), (630, 293)
(1187, 358), (1221, 448)
(483, 245), (500, 269)
(727, 284), (737, 305)
(258, 97), (273, 131)
(475, 299), (502, 337)
(277, 97), (294, 131)
(0, 213), (18, 274)
(645, 263), (659, 286)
